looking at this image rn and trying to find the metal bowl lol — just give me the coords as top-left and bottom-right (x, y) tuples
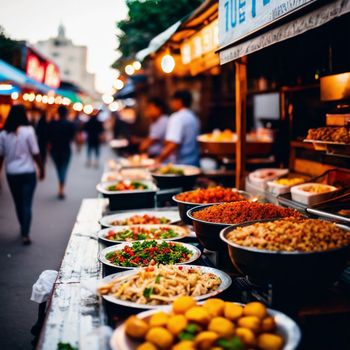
(99, 265), (232, 310)
(151, 164), (201, 190)
(110, 302), (301, 350)
(220, 220), (350, 288)
(173, 189), (256, 225)
(99, 240), (201, 271)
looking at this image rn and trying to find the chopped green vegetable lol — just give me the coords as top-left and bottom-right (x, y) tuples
(179, 332), (195, 341)
(185, 323), (200, 334)
(217, 337), (244, 350)
(155, 275), (161, 283)
(143, 287), (153, 298)
(57, 343), (78, 350)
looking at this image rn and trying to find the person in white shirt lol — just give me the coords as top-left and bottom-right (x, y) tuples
(0, 105), (44, 245)
(139, 97), (168, 157)
(156, 90), (200, 165)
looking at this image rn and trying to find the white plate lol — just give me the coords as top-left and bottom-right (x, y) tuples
(96, 180), (157, 195)
(97, 224), (190, 244)
(152, 164), (201, 177)
(99, 265), (232, 310)
(99, 210), (180, 228)
(110, 302), (301, 350)
(99, 240), (201, 269)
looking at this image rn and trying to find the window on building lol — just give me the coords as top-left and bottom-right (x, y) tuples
(64, 69), (70, 76)
(52, 52), (60, 58)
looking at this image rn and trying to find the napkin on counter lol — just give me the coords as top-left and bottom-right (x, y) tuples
(30, 270), (58, 304)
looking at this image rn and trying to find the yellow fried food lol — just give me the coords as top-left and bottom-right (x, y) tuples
(243, 302), (267, 319)
(261, 317), (276, 332)
(185, 306), (210, 325)
(149, 311), (169, 327)
(203, 299), (225, 317)
(173, 296), (197, 314)
(237, 316), (261, 332)
(224, 302), (243, 321)
(146, 327), (174, 349)
(137, 342), (158, 350)
(236, 327), (256, 346)
(172, 340), (195, 350)
(208, 317), (235, 338)
(125, 316), (149, 339)
(194, 331), (219, 350)
(167, 314), (188, 335)
(258, 333), (284, 350)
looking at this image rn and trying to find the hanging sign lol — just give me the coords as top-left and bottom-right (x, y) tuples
(219, 0), (316, 48)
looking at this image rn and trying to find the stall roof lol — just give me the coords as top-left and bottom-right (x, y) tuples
(219, 0), (350, 65)
(0, 59), (27, 85)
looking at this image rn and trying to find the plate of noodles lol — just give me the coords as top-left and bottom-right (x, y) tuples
(97, 265), (231, 309)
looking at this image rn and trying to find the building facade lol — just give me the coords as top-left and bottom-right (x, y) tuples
(36, 24), (96, 96)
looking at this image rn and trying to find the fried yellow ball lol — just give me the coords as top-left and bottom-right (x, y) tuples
(224, 302), (243, 321)
(203, 298), (225, 317)
(137, 342), (158, 350)
(125, 316), (149, 339)
(149, 311), (169, 327)
(194, 331), (219, 350)
(236, 327), (256, 346)
(257, 333), (284, 350)
(261, 317), (276, 332)
(173, 296), (197, 314)
(243, 302), (267, 319)
(172, 340), (195, 350)
(237, 316), (261, 332)
(167, 314), (188, 335)
(146, 327), (174, 349)
(208, 317), (235, 338)
(185, 306), (210, 325)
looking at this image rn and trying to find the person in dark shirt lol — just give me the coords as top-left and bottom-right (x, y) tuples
(47, 106), (75, 199)
(35, 111), (48, 165)
(84, 111), (104, 167)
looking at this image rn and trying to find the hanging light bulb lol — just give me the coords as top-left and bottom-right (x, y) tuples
(161, 54), (175, 74)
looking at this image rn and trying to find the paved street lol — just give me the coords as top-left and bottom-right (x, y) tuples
(0, 146), (109, 350)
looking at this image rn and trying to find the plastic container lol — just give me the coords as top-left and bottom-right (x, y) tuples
(291, 183), (338, 206)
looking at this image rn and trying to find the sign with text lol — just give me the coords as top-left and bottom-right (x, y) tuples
(219, 0), (316, 48)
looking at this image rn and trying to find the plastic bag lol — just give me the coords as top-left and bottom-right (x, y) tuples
(31, 270), (58, 304)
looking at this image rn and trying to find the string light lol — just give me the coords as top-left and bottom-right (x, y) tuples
(73, 102), (83, 111)
(125, 64), (135, 76)
(83, 104), (94, 114)
(11, 92), (19, 100)
(161, 54), (175, 73)
(133, 61), (141, 70)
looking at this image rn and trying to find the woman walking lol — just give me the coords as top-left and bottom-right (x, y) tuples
(47, 106), (75, 199)
(0, 105), (44, 245)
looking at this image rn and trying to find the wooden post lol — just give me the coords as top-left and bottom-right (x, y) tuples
(235, 56), (247, 189)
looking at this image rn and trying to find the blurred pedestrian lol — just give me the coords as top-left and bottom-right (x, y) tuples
(84, 111), (104, 167)
(47, 106), (75, 199)
(156, 90), (200, 165)
(139, 97), (168, 157)
(35, 110), (48, 165)
(0, 104), (44, 245)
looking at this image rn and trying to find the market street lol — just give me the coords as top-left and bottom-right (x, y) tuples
(0, 146), (109, 350)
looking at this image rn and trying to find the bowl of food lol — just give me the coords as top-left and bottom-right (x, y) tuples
(96, 180), (158, 211)
(120, 155), (155, 168)
(187, 202), (302, 252)
(248, 169), (289, 190)
(290, 183), (339, 206)
(110, 297), (301, 350)
(98, 225), (190, 245)
(99, 211), (180, 229)
(220, 218), (350, 288)
(97, 265), (231, 309)
(173, 187), (256, 225)
(99, 240), (201, 271)
(151, 164), (201, 190)
(267, 177), (306, 195)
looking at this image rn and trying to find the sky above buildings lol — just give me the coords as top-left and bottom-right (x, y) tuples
(0, 0), (128, 93)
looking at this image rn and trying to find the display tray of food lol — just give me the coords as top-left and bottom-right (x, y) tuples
(98, 225), (190, 245)
(120, 155), (156, 168)
(220, 218), (350, 288)
(99, 240), (201, 270)
(101, 168), (151, 183)
(97, 265), (232, 309)
(187, 202), (301, 251)
(151, 164), (201, 190)
(198, 130), (273, 156)
(110, 297), (301, 350)
(290, 183), (339, 206)
(100, 210), (180, 228)
(267, 176), (308, 195)
(248, 169), (289, 190)
(173, 187), (256, 225)
(97, 180), (158, 211)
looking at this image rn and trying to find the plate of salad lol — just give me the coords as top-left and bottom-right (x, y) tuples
(97, 180), (157, 194)
(99, 240), (201, 270)
(99, 211), (180, 228)
(97, 224), (190, 244)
